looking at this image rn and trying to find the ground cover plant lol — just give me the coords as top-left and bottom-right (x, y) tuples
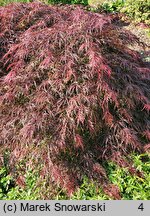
(0, 153), (150, 199)
(0, 2), (150, 199)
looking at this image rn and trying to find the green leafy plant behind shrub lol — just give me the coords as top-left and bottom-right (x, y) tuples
(102, 0), (125, 13)
(120, 0), (150, 25)
(0, 0), (31, 6)
(48, 0), (88, 5)
(88, 0), (106, 8)
(0, 0), (83, 6)
(0, 0), (88, 6)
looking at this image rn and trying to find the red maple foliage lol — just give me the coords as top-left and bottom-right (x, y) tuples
(0, 2), (150, 198)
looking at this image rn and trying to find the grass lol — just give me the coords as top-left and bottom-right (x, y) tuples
(0, 153), (149, 200)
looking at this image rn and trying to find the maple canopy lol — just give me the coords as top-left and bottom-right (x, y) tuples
(0, 2), (150, 198)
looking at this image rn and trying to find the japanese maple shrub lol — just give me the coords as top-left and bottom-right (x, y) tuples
(0, 2), (150, 198)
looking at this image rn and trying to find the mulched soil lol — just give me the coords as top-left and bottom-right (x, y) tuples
(123, 23), (150, 64)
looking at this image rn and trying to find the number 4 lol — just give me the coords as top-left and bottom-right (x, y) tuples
(138, 203), (144, 211)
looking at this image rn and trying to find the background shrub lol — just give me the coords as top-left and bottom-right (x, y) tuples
(0, 0), (30, 6)
(0, 0), (149, 27)
(120, 0), (150, 25)
(0, 0), (88, 6)
(48, 0), (88, 5)
(88, 0), (106, 8)
(101, 0), (125, 13)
